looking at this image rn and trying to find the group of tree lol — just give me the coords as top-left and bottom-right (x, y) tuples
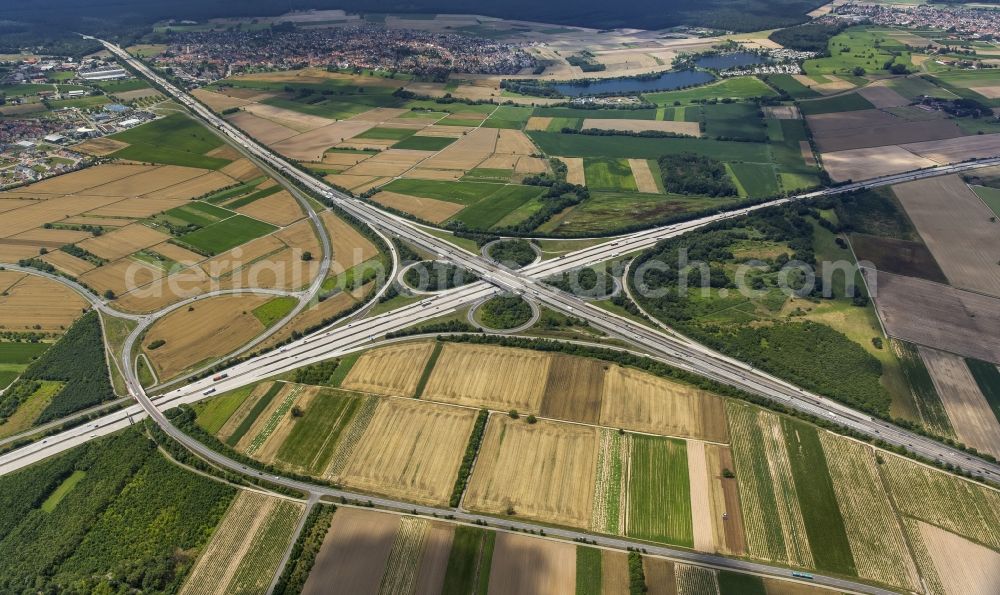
(657, 153), (737, 197)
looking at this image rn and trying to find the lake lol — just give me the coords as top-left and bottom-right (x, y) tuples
(551, 69), (715, 97)
(693, 52), (767, 70)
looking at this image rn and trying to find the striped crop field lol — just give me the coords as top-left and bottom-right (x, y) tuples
(726, 402), (812, 568)
(378, 517), (431, 595)
(591, 428), (630, 535)
(818, 432), (920, 591)
(625, 434), (693, 547)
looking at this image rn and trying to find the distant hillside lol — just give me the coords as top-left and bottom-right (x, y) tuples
(5, 0), (828, 38)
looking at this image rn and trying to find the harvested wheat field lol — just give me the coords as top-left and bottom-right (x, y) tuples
(235, 190), (304, 226)
(200, 234), (286, 278)
(77, 223), (171, 261)
(152, 241), (205, 266)
(0, 274), (87, 332)
(336, 398), (476, 506)
(818, 433), (919, 590)
(894, 175), (1000, 297)
(219, 158), (262, 182)
(12, 163), (150, 195)
(401, 168), (463, 181)
(466, 415), (598, 527)
(372, 190), (464, 224)
(919, 347), (1000, 459)
(867, 270), (1000, 364)
(794, 75), (854, 94)
(704, 444), (746, 556)
(227, 112), (299, 144)
(141, 171), (236, 200)
(302, 508), (399, 595)
(243, 103), (331, 132)
(595, 551), (627, 595)
(85, 197), (186, 218)
(12, 227), (91, 245)
(584, 119), (700, 137)
(192, 88), (250, 112)
(628, 159), (661, 193)
(423, 343), (552, 412)
(85, 165), (205, 197)
(495, 129), (538, 155)
(322, 152), (370, 167)
(79, 257), (164, 297)
(526, 117), (553, 131)
(40, 249), (95, 277)
(0, 194), (125, 238)
(341, 342), (436, 397)
(561, 157), (586, 186)
(142, 294), (269, 380)
(344, 149), (428, 177)
(918, 521), (1000, 595)
(539, 354), (606, 424)
(181, 491), (303, 595)
(600, 365), (729, 442)
(514, 156), (549, 175)
(643, 557), (677, 595)
(72, 136), (129, 156)
(273, 121), (378, 161)
(420, 127), (498, 170)
(321, 211), (379, 269)
(487, 532), (576, 595)
(687, 441), (714, 553)
(820, 145), (935, 182)
(112, 267), (214, 313)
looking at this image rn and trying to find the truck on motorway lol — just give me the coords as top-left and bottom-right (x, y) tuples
(791, 572), (814, 580)
(212, 373), (229, 381)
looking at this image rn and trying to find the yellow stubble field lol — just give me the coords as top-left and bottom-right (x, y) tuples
(341, 342), (436, 397)
(422, 343), (553, 412)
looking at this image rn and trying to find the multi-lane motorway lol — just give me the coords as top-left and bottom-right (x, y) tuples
(2, 36), (997, 592)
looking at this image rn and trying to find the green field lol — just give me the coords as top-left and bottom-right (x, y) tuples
(47, 96), (110, 110)
(450, 185), (545, 230)
(441, 526), (495, 595)
(110, 113), (230, 169)
(576, 546), (602, 595)
(763, 74), (820, 99)
(462, 168), (513, 183)
(797, 93), (874, 116)
(782, 418), (855, 575)
(972, 185), (1000, 218)
(729, 162), (780, 197)
(701, 103), (766, 141)
(195, 386), (255, 434)
(276, 390), (370, 474)
(252, 297), (298, 327)
(40, 470), (86, 513)
(626, 435), (692, 547)
(541, 191), (736, 236)
(804, 27), (917, 75)
(356, 127), (418, 141)
(178, 214), (277, 255)
(644, 76), (777, 104)
(226, 185), (283, 209)
(262, 94), (403, 120)
(528, 131), (768, 161)
(534, 107), (658, 120)
(96, 79), (152, 94)
(896, 342), (952, 435)
(392, 135), (456, 151)
(584, 158), (638, 191)
(381, 179), (505, 205)
(162, 201), (233, 227)
(483, 106), (533, 129)
(0, 342), (48, 365)
(718, 570), (766, 595)
(966, 358), (1000, 425)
